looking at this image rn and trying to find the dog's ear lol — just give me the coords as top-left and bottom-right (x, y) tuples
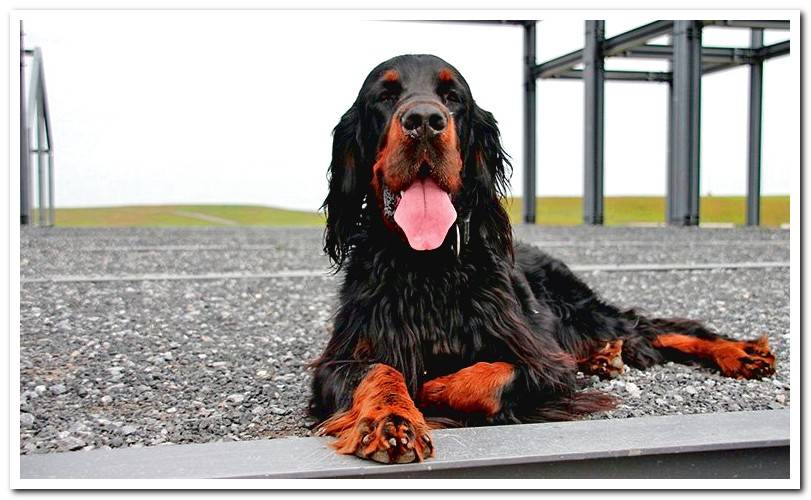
(464, 103), (514, 259)
(322, 103), (368, 269)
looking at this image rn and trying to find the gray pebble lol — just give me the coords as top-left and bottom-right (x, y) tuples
(20, 413), (35, 428)
(49, 384), (67, 396)
(119, 425), (137, 436)
(269, 406), (289, 416)
(226, 394), (245, 404)
(56, 436), (86, 452)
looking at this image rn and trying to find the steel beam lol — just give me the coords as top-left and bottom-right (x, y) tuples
(416, 20), (528, 27)
(701, 62), (739, 76)
(670, 21), (703, 226)
(523, 21), (537, 224)
(533, 49), (582, 79)
(602, 20), (674, 56)
(704, 20), (790, 31)
(534, 20), (674, 78)
(19, 410), (789, 479)
(747, 29), (764, 226)
(757, 40), (790, 59)
(622, 44), (756, 64)
(583, 20), (605, 225)
(553, 69), (671, 82)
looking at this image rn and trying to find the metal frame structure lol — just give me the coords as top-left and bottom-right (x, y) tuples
(528, 19), (790, 226)
(20, 21), (55, 227)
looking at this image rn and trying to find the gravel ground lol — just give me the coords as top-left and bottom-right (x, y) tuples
(19, 227), (791, 455)
(21, 226), (788, 279)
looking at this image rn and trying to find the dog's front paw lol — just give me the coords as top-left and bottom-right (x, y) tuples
(353, 413), (433, 464)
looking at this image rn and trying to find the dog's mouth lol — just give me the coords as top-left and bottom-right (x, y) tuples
(382, 167), (457, 251)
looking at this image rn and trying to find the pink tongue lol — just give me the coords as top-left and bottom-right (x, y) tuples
(393, 178), (457, 251)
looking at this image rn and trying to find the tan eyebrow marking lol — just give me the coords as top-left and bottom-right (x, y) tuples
(382, 69), (399, 82)
(438, 68), (454, 82)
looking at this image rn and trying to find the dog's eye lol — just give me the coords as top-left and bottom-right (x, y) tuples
(378, 91), (399, 103)
(444, 90), (461, 104)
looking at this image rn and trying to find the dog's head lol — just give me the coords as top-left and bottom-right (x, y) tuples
(323, 54), (512, 268)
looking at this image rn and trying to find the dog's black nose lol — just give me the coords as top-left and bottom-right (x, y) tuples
(401, 103), (447, 138)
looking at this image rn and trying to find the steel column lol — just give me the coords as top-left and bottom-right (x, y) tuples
(37, 113), (47, 226)
(523, 21), (537, 224)
(48, 152), (54, 226)
(670, 21), (702, 226)
(39, 51), (54, 227)
(746, 29), (765, 226)
(583, 20), (605, 225)
(666, 36), (676, 223)
(20, 21), (31, 225)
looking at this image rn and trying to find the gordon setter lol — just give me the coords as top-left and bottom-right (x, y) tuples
(309, 54), (776, 464)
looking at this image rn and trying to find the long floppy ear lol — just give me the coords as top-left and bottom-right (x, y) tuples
(463, 103), (514, 260)
(321, 103), (368, 269)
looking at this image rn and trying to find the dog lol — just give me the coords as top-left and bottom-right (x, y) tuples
(308, 54), (776, 464)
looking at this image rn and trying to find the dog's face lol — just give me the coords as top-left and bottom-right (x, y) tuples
(364, 57), (467, 251)
(324, 54), (512, 267)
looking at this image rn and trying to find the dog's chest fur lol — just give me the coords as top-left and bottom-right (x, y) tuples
(340, 241), (519, 386)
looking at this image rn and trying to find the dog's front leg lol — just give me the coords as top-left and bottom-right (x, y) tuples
(316, 363), (434, 464)
(417, 361), (517, 419)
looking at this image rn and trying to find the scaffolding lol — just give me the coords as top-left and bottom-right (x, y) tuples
(524, 19), (790, 226)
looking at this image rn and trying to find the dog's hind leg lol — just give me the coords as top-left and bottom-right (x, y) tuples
(577, 339), (626, 379)
(624, 314), (776, 380)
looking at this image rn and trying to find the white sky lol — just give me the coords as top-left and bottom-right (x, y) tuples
(20, 12), (793, 211)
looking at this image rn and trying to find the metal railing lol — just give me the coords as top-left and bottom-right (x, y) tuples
(20, 21), (55, 227)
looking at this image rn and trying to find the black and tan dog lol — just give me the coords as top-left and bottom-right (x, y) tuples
(309, 54), (776, 464)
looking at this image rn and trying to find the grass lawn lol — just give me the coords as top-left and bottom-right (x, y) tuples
(50, 205), (325, 227)
(49, 196), (789, 228)
(504, 196), (789, 227)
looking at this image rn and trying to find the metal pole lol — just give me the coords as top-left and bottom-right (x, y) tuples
(523, 21), (537, 224)
(20, 21), (30, 225)
(48, 152), (54, 226)
(746, 28), (764, 226)
(583, 20), (605, 225)
(666, 34), (675, 223)
(37, 111), (47, 226)
(670, 20), (702, 226)
(666, 83), (675, 222)
(39, 49), (55, 227)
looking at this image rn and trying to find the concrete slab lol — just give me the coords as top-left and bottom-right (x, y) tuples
(20, 409), (789, 479)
